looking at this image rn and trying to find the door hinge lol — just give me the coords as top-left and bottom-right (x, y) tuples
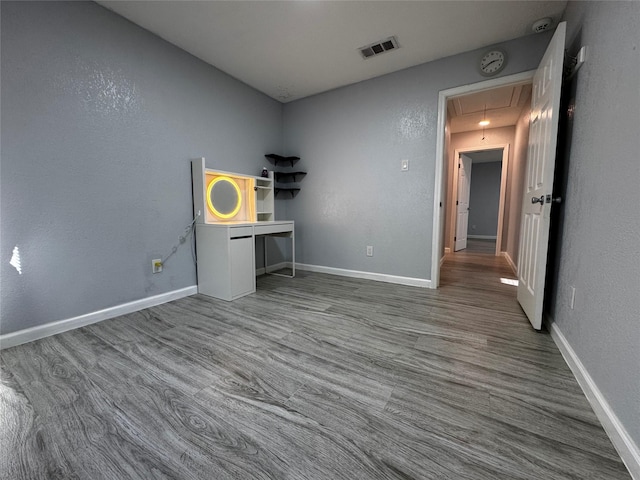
(458, 163), (461, 168)
(456, 200), (459, 205)
(454, 236), (457, 241)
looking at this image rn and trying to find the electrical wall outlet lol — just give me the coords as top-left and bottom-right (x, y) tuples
(366, 245), (374, 257)
(401, 159), (409, 171)
(152, 259), (163, 274)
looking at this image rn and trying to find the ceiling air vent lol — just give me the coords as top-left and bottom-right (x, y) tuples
(359, 36), (399, 59)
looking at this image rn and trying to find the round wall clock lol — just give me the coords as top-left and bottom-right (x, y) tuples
(479, 49), (507, 76)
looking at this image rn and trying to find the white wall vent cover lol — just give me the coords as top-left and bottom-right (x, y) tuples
(359, 36), (399, 59)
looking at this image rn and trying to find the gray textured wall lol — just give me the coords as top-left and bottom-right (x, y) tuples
(1, 1), (282, 335)
(550, 1), (640, 450)
(282, 34), (551, 280)
(468, 161), (502, 237)
(505, 106), (531, 266)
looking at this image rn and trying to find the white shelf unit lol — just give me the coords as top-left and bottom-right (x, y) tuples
(191, 157), (274, 224)
(191, 158), (292, 302)
(255, 176), (274, 222)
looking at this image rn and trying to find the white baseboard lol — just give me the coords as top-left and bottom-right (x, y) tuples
(296, 263), (431, 288)
(468, 235), (497, 240)
(501, 251), (517, 275)
(546, 318), (640, 480)
(0, 286), (198, 350)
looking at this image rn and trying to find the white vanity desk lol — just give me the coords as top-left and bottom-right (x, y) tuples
(195, 220), (294, 301)
(191, 157), (295, 301)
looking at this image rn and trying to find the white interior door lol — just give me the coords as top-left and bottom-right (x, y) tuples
(517, 22), (566, 330)
(454, 154), (472, 251)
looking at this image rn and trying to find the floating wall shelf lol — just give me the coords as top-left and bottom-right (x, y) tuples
(266, 153), (305, 199)
(265, 154), (300, 168)
(274, 171), (307, 183)
(275, 188), (301, 198)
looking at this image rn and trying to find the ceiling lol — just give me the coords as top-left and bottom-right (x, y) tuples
(448, 82), (532, 134)
(97, 1), (566, 103)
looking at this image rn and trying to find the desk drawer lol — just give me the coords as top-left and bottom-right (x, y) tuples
(229, 226), (253, 238)
(254, 223), (293, 236)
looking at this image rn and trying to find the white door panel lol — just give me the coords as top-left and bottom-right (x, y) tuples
(454, 154), (472, 251)
(517, 22), (566, 330)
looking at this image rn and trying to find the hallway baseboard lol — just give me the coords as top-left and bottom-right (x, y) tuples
(502, 252), (517, 275)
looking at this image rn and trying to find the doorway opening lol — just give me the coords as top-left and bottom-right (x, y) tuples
(431, 71), (535, 288)
(450, 146), (509, 256)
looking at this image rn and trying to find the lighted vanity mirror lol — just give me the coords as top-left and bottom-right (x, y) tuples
(203, 172), (255, 222)
(207, 176), (242, 219)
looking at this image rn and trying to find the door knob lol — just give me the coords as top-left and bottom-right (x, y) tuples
(531, 195), (545, 205)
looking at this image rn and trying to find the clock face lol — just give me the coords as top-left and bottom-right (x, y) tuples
(479, 50), (506, 76)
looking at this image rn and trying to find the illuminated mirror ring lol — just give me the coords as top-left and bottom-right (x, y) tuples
(206, 176), (242, 219)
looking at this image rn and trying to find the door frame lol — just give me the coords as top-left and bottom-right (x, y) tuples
(431, 70), (535, 288)
(450, 145), (510, 256)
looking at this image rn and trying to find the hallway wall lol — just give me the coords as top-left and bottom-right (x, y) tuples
(468, 161), (502, 238)
(505, 104), (531, 267)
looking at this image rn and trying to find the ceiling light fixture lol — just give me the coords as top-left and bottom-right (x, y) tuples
(481, 104), (488, 140)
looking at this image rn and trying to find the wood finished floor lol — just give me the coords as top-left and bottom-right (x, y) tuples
(0, 253), (630, 479)
(463, 239), (497, 254)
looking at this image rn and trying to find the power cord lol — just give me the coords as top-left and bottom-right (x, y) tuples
(158, 210), (201, 269)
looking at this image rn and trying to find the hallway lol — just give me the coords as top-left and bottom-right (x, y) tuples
(461, 238), (498, 255)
